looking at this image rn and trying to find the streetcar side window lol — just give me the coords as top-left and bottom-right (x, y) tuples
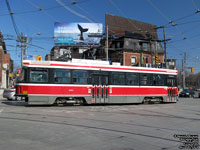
(30, 69), (48, 82)
(166, 75), (177, 87)
(111, 72), (125, 85)
(54, 70), (71, 83)
(153, 74), (165, 86)
(73, 70), (89, 84)
(126, 73), (139, 85)
(140, 74), (153, 86)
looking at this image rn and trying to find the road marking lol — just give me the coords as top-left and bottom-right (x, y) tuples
(0, 109), (4, 114)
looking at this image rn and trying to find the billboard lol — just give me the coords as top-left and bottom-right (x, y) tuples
(54, 22), (103, 45)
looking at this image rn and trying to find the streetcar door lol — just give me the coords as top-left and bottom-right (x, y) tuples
(91, 74), (109, 104)
(167, 76), (177, 102)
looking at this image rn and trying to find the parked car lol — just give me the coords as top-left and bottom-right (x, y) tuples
(179, 89), (195, 97)
(3, 87), (21, 100)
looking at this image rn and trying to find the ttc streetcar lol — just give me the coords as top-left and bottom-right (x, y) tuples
(15, 59), (178, 105)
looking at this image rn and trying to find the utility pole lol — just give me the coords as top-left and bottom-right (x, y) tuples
(182, 52), (186, 90)
(155, 26), (171, 67)
(163, 26), (167, 64)
(17, 33), (28, 66)
(105, 25), (109, 61)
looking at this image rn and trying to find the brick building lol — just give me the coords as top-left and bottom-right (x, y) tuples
(0, 32), (13, 89)
(104, 14), (164, 67)
(108, 37), (164, 67)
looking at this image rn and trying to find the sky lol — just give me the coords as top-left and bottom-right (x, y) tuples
(1, 0), (200, 72)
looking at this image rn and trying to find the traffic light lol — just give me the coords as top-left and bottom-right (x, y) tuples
(37, 56), (42, 61)
(191, 67), (194, 73)
(155, 55), (159, 66)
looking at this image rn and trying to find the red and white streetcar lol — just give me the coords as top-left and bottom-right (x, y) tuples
(15, 59), (178, 105)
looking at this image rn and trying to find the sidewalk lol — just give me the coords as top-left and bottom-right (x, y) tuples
(0, 89), (3, 99)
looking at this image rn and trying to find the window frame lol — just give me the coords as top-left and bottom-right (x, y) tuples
(111, 72), (126, 85)
(153, 74), (166, 86)
(126, 72), (139, 85)
(131, 57), (136, 66)
(72, 70), (89, 84)
(139, 73), (153, 86)
(29, 68), (49, 83)
(53, 69), (71, 84)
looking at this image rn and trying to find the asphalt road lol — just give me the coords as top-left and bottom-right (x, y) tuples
(0, 97), (199, 150)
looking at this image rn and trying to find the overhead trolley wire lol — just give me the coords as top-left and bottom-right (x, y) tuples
(147, 0), (197, 48)
(0, 0), (91, 16)
(25, 0), (59, 22)
(108, 0), (165, 39)
(192, 0), (199, 10)
(108, 0), (140, 31)
(56, 0), (93, 23)
(73, 2), (98, 23)
(5, 0), (20, 36)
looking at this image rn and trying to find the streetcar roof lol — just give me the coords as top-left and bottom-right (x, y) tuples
(22, 59), (178, 75)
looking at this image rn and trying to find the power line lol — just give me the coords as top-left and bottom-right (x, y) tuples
(56, 0), (93, 22)
(165, 19), (200, 28)
(0, 0), (91, 16)
(168, 13), (196, 24)
(147, 0), (170, 22)
(147, 0), (198, 49)
(192, 0), (199, 10)
(147, 0), (185, 37)
(5, 0), (20, 36)
(74, 2), (98, 23)
(25, 0), (59, 22)
(108, 0), (140, 31)
(168, 32), (200, 45)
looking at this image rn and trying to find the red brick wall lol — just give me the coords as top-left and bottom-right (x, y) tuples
(3, 53), (10, 64)
(124, 52), (141, 66)
(123, 51), (164, 66)
(0, 49), (3, 83)
(0, 48), (11, 84)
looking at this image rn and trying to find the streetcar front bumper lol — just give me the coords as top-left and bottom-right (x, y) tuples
(15, 94), (28, 102)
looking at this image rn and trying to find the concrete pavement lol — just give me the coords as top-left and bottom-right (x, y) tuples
(0, 97), (199, 150)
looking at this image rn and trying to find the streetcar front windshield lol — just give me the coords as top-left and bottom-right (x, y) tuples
(16, 68), (27, 83)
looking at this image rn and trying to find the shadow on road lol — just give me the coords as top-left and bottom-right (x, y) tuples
(1, 100), (28, 106)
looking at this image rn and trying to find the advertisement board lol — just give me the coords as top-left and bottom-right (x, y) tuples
(54, 22), (103, 45)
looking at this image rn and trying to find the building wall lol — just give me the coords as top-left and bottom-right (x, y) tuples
(112, 51), (164, 67)
(45, 54), (51, 61)
(0, 47), (11, 88)
(109, 51), (123, 64)
(106, 14), (158, 40)
(0, 48), (3, 84)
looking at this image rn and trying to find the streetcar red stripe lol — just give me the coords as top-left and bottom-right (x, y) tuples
(17, 85), (177, 95)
